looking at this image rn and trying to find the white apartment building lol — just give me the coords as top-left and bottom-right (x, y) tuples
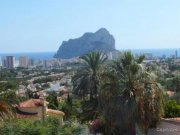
(19, 56), (28, 68)
(0, 56), (2, 66)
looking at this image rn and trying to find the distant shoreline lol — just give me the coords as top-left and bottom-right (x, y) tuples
(0, 48), (179, 60)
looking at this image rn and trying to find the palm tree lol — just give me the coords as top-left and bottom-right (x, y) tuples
(100, 52), (164, 135)
(72, 52), (107, 122)
(72, 51), (107, 100)
(0, 101), (14, 120)
(136, 70), (164, 134)
(101, 52), (145, 134)
(0, 81), (18, 120)
(0, 91), (16, 120)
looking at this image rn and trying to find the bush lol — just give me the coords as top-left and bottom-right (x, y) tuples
(164, 100), (180, 118)
(33, 77), (53, 84)
(0, 117), (85, 135)
(47, 117), (60, 127)
(58, 98), (82, 120)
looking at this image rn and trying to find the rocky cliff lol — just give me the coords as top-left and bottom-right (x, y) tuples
(54, 28), (116, 59)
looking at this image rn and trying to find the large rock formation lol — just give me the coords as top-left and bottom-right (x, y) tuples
(54, 28), (116, 59)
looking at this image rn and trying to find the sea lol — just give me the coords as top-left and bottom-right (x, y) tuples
(0, 49), (179, 60)
(121, 48), (180, 57)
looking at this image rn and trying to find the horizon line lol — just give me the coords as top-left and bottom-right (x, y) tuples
(1, 48), (180, 54)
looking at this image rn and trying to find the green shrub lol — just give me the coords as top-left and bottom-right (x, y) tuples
(0, 117), (85, 135)
(47, 117), (60, 127)
(164, 100), (180, 118)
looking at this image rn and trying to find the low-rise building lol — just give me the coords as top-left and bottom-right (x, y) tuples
(15, 99), (65, 125)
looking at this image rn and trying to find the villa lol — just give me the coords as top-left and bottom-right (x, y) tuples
(15, 98), (65, 125)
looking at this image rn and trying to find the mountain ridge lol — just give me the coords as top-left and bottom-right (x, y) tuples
(54, 28), (117, 59)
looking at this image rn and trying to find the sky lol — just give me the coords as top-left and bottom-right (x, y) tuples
(0, 0), (180, 53)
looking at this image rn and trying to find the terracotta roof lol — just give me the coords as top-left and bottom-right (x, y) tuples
(47, 109), (65, 116)
(18, 99), (49, 108)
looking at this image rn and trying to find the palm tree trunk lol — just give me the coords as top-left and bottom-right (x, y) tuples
(90, 89), (93, 100)
(127, 122), (136, 135)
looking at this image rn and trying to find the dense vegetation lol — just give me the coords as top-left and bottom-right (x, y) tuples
(47, 91), (81, 121)
(72, 52), (164, 135)
(33, 77), (54, 84)
(0, 51), (179, 135)
(164, 100), (180, 117)
(0, 117), (85, 135)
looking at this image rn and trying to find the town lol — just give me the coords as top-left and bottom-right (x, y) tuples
(0, 50), (179, 134)
(1, 0), (180, 134)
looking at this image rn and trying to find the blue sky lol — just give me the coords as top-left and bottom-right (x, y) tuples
(0, 0), (180, 53)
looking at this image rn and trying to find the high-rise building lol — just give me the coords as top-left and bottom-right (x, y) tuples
(19, 56), (28, 68)
(0, 56), (2, 67)
(28, 58), (35, 67)
(175, 50), (178, 59)
(3, 59), (6, 68)
(43, 60), (52, 69)
(5, 56), (15, 69)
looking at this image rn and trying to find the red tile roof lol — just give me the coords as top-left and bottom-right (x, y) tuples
(18, 99), (48, 108)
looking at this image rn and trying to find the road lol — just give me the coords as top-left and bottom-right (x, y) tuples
(81, 120), (180, 135)
(148, 121), (180, 135)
